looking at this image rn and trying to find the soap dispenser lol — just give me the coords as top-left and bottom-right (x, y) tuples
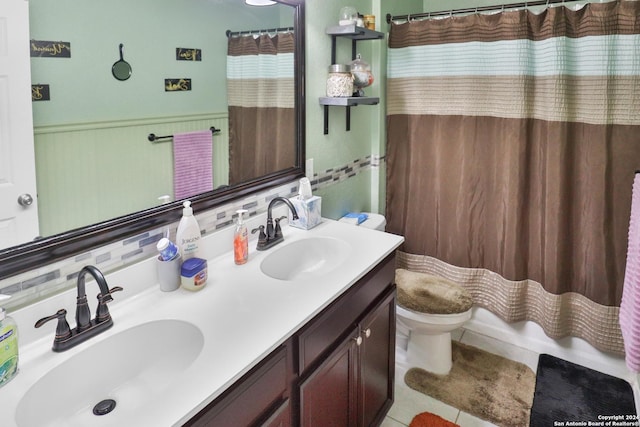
(234, 209), (249, 265)
(176, 200), (202, 260)
(0, 294), (18, 387)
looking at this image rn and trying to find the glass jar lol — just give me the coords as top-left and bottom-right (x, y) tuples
(350, 54), (373, 96)
(339, 6), (357, 26)
(326, 64), (353, 97)
(364, 15), (375, 30)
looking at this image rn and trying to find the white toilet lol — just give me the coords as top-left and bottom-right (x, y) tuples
(338, 213), (473, 375)
(395, 269), (473, 375)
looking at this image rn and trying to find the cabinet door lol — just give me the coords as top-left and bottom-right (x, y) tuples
(299, 330), (360, 427)
(260, 399), (291, 427)
(360, 289), (396, 427)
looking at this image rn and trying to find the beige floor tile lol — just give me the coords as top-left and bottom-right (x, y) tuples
(456, 411), (500, 426)
(380, 415), (408, 427)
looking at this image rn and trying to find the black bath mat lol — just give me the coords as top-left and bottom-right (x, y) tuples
(530, 354), (636, 426)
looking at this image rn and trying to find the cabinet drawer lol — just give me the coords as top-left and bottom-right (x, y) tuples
(185, 345), (289, 427)
(297, 253), (395, 373)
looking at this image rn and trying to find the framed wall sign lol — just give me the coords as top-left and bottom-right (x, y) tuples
(165, 78), (192, 91)
(30, 40), (71, 58)
(176, 48), (201, 61)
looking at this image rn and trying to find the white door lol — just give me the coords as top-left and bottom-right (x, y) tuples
(0, 0), (39, 248)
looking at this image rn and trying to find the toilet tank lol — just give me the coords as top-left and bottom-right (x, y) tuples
(339, 213), (386, 231)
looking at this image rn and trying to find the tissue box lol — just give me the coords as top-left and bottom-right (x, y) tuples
(289, 196), (322, 230)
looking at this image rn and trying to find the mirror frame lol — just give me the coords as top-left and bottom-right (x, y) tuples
(0, 0), (305, 280)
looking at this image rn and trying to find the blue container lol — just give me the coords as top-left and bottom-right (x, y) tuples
(180, 257), (207, 291)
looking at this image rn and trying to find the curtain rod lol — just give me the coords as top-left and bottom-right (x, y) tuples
(226, 26), (294, 38)
(386, 0), (576, 23)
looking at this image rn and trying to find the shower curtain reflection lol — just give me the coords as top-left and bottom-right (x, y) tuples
(227, 32), (296, 185)
(385, 1), (640, 354)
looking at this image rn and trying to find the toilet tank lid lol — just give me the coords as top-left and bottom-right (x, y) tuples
(339, 212), (386, 231)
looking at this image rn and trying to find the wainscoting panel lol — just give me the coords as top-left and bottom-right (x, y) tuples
(34, 113), (229, 236)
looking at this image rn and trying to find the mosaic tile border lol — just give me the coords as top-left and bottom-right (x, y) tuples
(0, 156), (382, 310)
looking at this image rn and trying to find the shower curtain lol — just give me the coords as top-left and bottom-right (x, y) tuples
(386, 1), (640, 354)
(227, 32), (295, 185)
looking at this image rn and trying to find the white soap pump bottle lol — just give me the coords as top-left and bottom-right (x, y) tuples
(0, 294), (19, 388)
(176, 200), (202, 260)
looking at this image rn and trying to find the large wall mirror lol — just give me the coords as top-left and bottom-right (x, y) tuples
(0, 0), (305, 279)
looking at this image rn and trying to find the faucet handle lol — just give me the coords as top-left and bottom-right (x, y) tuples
(96, 286), (123, 323)
(251, 225), (267, 249)
(35, 309), (72, 340)
(274, 216), (287, 239)
(98, 286), (123, 303)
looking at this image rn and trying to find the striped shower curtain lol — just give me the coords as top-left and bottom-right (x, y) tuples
(227, 33), (296, 185)
(386, 1), (640, 354)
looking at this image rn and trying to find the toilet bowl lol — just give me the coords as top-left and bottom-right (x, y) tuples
(396, 304), (472, 375)
(395, 269), (473, 375)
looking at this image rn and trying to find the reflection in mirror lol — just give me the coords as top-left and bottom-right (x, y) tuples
(0, 0), (304, 279)
(22, 0), (295, 241)
(111, 43), (132, 81)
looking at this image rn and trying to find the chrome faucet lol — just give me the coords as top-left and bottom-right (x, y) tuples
(35, 265), (122, 352)
(252, 197), (299, 251)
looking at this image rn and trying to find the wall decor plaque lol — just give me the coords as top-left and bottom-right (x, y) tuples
(30, 40), (71, 58)
(165, 78), (192, 92)
(32, 84), (51, 101)
(176, 48), (201, 61)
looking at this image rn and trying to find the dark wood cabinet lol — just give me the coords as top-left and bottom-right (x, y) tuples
(184, 345), (292, 427)
(359, 290), (396, 427)
(184, 253), (396, 427)
(299, 330), (360, 426)
(298, 288), (395, 427)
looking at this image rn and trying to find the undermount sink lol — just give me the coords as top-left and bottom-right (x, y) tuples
(260, 236), (351, 281)
(16, 319), (203, 427)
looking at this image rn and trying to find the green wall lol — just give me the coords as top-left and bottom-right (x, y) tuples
(304, 0), (423, 220)
(29, 0), (286, 126)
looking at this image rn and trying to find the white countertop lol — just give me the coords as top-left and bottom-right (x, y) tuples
(0, 215), (403, 427)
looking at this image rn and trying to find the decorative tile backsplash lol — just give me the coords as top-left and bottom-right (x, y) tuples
(0, 155), (381, 310)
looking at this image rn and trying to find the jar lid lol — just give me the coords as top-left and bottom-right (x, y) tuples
(328, 64), (351, 73)
(181, 257), (207, 276)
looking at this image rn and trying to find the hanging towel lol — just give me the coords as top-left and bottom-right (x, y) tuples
(173, 130), (213, 200)
(620, 173), (640, 372)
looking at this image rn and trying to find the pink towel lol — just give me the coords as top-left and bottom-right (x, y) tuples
(620, 173), (640, 372)
(173, 130), (213, 200)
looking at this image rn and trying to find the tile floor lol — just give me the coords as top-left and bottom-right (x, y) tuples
(380, 328), (542, 427)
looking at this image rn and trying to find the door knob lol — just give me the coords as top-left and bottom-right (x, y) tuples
(17, 193), (33, 207)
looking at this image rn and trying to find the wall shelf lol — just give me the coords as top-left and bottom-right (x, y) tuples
(322, 25), (384, 135)
(319, 96), (380, 107)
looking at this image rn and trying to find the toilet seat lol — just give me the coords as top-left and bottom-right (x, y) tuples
(395, 269), (472, 315)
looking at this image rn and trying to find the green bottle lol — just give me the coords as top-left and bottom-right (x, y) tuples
(0, 295), (18, 387)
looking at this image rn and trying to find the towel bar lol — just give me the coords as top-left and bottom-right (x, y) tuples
(148, 127), (220, 143)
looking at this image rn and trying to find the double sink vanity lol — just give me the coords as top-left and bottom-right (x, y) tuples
(0, 211), (403, 426)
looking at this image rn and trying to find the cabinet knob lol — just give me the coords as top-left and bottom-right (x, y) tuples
(353, 335), (363, 346)
(364, 328), (371, 338)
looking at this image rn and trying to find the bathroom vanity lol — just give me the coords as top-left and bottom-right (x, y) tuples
(0, 215), (403, 427)
(186, 251), (396, 426)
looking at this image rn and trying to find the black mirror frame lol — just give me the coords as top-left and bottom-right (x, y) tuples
(0, 0), (305, 280)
